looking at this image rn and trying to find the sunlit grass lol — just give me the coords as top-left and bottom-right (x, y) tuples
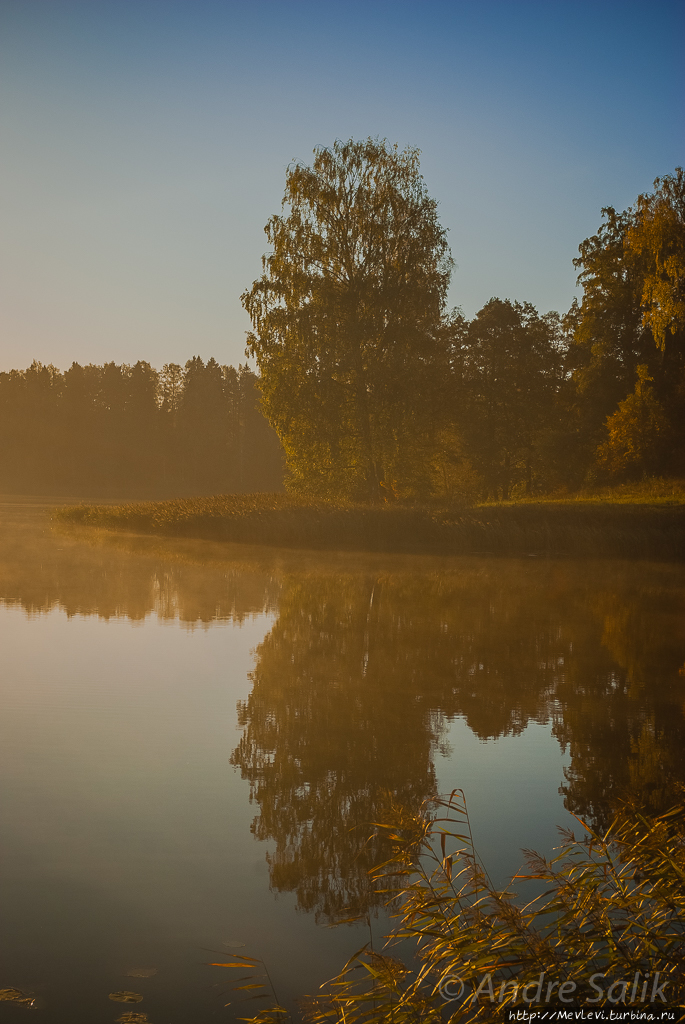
(495, 476), (685, 506)
(54, 487), (684, 560)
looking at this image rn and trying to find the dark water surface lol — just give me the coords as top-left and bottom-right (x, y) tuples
(0, 504), (683, 1022)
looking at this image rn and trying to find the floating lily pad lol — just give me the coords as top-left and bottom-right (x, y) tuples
(109, 990), (144, 1003)
(0, 987), (36, 1007)
(124, 968), (157, 978)
(116, 1013), (150, 1024)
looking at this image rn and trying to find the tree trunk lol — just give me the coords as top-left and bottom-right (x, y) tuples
(502, 454), (510, 501)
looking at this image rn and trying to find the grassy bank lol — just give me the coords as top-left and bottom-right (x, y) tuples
(503, 476), (685, 505)
(54, 491), (685, 560)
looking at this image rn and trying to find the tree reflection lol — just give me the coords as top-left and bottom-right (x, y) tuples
(231, 574), (450, 922)
(231, 561), (685, 919)
(3, 510), (683, 923)
(554, 581), (685, 827)
(0, 509), (278, 624)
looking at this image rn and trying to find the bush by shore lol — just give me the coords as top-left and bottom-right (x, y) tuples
(54, 491), (684, 560)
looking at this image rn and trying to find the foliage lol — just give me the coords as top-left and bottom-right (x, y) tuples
(455, 299), (563, 499)
(568, 173), (685, 481)
(108, 991), (143, 1003)
(242, 138), (454, 501)
(422, 425), (483, 505)
(223, 793), (685, 1022)
(567, 207), (655, 483)
(596, 364), (670, 478)
(563, 476), (685, 504)
(240, 140), (683, 499)
(0, 987), (37, 1007)
(625, 168), (685, 353)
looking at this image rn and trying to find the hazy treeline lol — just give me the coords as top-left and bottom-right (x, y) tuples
(0, 358), (283, 497)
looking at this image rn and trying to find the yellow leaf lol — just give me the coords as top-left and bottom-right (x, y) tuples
(109, 991), (144, 1003)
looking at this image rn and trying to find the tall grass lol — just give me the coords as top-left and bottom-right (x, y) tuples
(54, 492), (684, 560)
(513, 477), (685, 505)
(216, 792), (685, 1022)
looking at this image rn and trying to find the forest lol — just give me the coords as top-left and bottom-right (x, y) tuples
(243, 145), (684, 502)
(1, 157), (683, 504)
(0, 359), (283, 497)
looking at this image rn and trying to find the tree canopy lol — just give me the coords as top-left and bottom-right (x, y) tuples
(4, 161), (682, 503)
(455, 299), (563, 499)
(567, 170), (685, 481)
(242, 138), (453, 500)
(243, 140), (683, 500)
(625, 168), (685, 353)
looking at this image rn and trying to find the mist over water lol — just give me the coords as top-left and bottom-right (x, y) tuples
(0, 503), (683, 1020)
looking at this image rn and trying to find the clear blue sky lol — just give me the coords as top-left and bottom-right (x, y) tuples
(1, 0), (683, 373)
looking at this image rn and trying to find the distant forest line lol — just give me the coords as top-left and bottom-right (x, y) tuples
(2, 300), (684, 502)
(0, 358), (284, 498)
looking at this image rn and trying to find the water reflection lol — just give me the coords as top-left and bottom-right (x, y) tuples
(2, 508), (684, 927)
(231, 562), (685, 919)
(0, 506), (279, 624)
(555, 579), (685, 823)
(231, 574), (448, 921)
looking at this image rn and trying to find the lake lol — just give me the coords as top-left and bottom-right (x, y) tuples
(0, 502), (683, 1022)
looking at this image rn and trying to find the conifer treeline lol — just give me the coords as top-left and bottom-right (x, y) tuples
(0, 358), (284, 498)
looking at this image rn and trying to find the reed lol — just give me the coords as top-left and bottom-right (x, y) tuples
(54, 492), (684, 560)
(216, 792), (685, 1022)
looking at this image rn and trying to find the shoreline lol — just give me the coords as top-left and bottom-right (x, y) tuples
(53, 494), (685, 561)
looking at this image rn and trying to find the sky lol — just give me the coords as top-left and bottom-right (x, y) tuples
(0, 0), (683, 374)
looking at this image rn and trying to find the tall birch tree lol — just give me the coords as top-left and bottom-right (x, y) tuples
(242, 138), (453, 500)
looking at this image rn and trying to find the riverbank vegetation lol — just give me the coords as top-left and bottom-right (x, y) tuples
(219, 792), (685, 1022)
(54, 486), (685, 559)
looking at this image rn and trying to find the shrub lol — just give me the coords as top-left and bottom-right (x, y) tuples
(596, 366), (670, 479)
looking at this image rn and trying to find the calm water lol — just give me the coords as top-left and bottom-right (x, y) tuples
(0, 504), (683, 1022)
